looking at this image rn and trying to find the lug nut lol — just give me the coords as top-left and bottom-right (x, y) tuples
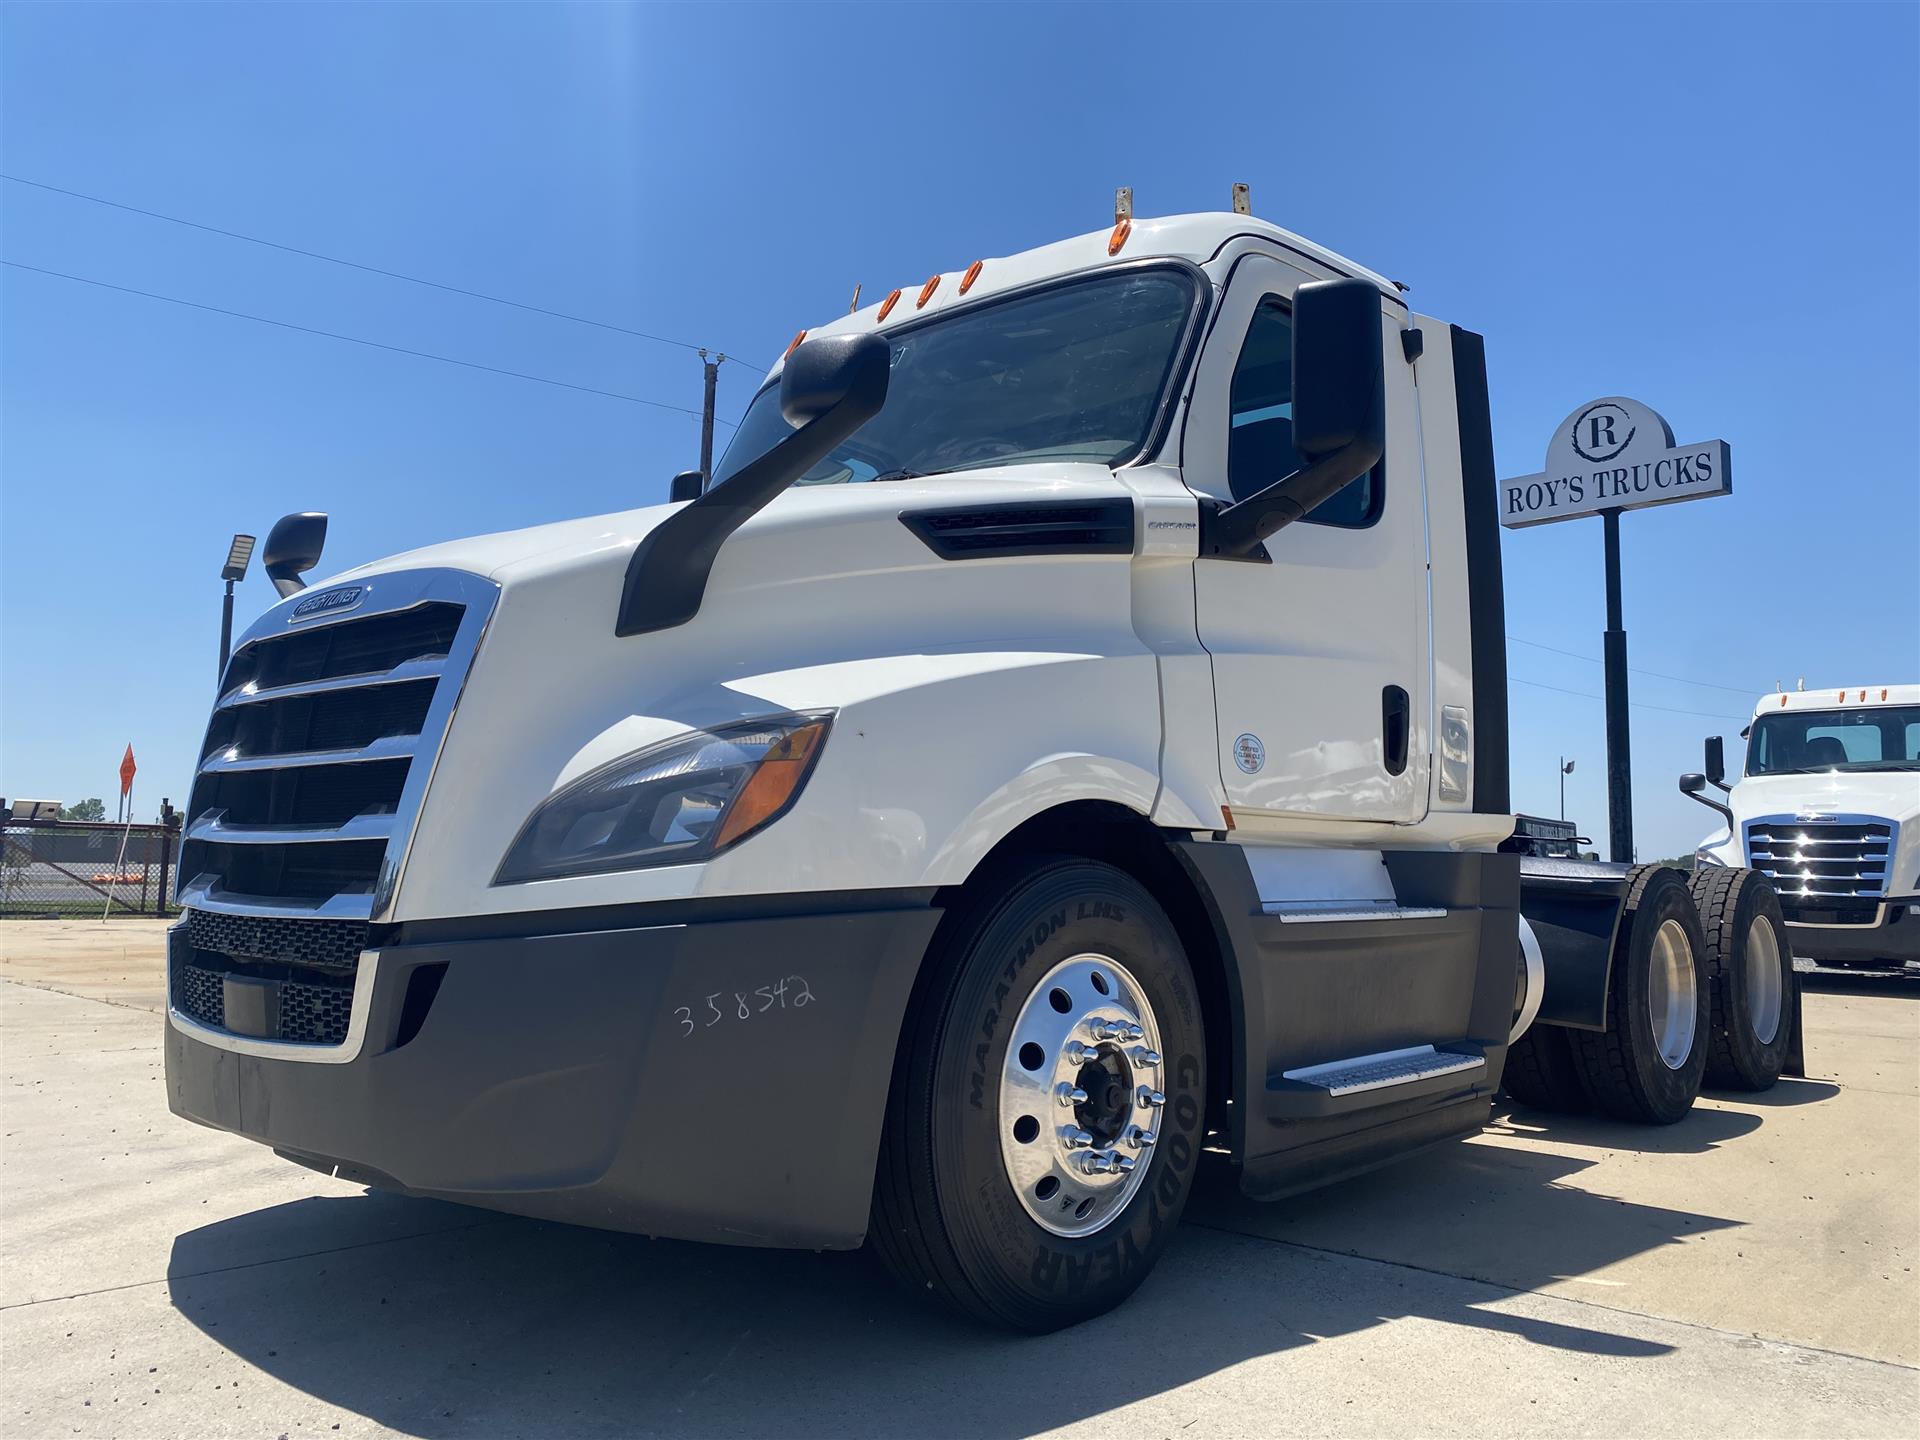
(1128, 1127), (1157, 1149)
(1124, 1022), (1145, 1041)
(1080, 1150), (1137, 1176)
(1090, 1020), (1128, 1042)
(1056, 1083), (1089, 1108)
(1131, 1047), (1163, 1067)
(1139, 1088), (1166, 1108)
(1064, 1127), (1095, 1149)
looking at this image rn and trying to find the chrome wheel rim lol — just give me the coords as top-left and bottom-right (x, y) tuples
(998, 953), (1164, 1238)
(1647, 917), (1698, 1070)
(1745, 914), (1784, 1045)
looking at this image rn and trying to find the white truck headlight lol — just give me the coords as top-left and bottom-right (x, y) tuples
(495, 713), (831, 883)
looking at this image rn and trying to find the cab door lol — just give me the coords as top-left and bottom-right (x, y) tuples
(1183, 254), (1430, 823)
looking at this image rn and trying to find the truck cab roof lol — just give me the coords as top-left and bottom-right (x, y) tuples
(1755, 684), (1920, 715)
(764, 210), (1404, 381)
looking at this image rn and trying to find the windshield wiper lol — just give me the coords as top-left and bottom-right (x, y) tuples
(868, 468), (925, 484)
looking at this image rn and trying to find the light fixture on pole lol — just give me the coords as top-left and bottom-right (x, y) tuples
(1559, 757), (1576, 820)
(219, 533), (256, 679)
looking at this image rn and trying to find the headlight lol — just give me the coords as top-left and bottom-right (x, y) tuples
(495, 713), (831, 883)
(1693, 846), (1728, 868)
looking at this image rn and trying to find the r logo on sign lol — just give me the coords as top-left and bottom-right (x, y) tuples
(1571, 402), (1636, 464)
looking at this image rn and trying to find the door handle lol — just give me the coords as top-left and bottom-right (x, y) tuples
(1382, 686), (1410, 776)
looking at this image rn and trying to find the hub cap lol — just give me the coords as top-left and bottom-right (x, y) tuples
(1646, 917), (1698, 1070)
(1745, 913), (1784, 1045)
(998, 954), (1165, 1238)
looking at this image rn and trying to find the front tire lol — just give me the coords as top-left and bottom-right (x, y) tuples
(870, 858), (1206, 1331)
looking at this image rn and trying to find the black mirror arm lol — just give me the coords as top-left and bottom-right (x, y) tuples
(1678, 774), (1735, 827)
(1197, 430), (1385, 559)
(615, 396), (869, 637)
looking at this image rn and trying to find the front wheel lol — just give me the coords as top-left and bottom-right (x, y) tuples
(870, 858), (1207, 1331)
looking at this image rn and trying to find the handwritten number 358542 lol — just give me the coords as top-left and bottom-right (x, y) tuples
(673, 975), (814, 1037)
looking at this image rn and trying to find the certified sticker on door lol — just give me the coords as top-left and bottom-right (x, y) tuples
(1233, 733), (1265, 774)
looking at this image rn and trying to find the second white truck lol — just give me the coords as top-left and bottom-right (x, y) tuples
(1690, 685), (1920, 970)
(165, 196), (1795, 1330)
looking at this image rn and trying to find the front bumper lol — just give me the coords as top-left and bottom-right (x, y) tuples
(1784, 901), (1920, 965)
(164, 898), (942, 1249)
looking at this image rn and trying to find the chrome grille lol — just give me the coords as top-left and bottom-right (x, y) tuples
(177, 569), (496, 922)
(1744, 814), (1896, 901)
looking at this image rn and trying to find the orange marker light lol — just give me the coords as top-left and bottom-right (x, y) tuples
(712, 719), (832, 853)
(1882, 689), (1890, 701)
(959, 259), (984, 294)
(916, 275), (941, 309)
(785, 329), (808, 356)
(1220, 805), (1235, 832)
(1108, 218), (1132, 255)
(1780, 695), (1788, 707)
(876, 288), (902, 322)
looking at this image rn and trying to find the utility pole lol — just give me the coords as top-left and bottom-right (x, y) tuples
(698, 349), (723, 491)
(1559, 757), (1575, 820)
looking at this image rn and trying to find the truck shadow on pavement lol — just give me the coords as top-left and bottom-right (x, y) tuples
(164, 1111), (1752, 1439)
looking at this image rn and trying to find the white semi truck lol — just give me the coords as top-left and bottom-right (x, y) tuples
(165, 198), (1797, 1330)
(1689, 685), (1920, 971)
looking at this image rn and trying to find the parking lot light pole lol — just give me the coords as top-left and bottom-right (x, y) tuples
(219, 533), (256, 679)
(1560, 757), (1575, 820)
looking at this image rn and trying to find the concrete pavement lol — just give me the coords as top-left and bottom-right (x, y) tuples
(1, 919), (1915, 1437)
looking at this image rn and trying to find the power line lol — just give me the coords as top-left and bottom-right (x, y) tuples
(2, 258), (734, 424)
(1511, 674), (1747, 723)
(1507, 634), (1758, 697)
(1, 172), (767, 371)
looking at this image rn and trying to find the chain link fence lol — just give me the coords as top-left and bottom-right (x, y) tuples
(1, 817), (182, 918)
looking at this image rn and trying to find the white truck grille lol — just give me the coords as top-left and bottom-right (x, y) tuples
(1744, 814), (1895, 919)
(177, 569), (497, 923)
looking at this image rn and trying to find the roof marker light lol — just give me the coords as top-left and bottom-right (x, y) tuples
(959, 260), (983, 294)
(1882, 688), (1889, 701)
(916, 275), (940, 309)
(785, 330), (808, 356)
(877, 288), (902, 322)
(1108, 218), (1132, 256)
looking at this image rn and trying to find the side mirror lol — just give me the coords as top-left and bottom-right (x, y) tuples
(262, 512), (329, 598)
(1203, 277), (1386, 556)
(1703, 735), (1726, 789)
(616, 333), (891, 636)
(1679, 770), (1734, 825)
(669, 470), (704, 503)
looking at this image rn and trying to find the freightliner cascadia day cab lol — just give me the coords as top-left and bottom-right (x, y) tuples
(165, 199), (1797, 1330)
(1688, 685), (1920, 971)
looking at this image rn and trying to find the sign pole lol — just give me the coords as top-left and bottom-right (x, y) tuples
(1601, 510), (1633, 863)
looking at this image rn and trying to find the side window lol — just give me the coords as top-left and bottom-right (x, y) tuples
(1227, 299), (1381, 528)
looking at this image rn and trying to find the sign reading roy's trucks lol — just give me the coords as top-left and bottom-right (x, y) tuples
(1500, 395), (1730, 528)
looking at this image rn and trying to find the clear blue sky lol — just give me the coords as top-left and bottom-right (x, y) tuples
(3, 1), (1915, 858)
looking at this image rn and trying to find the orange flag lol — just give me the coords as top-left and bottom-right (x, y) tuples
(118, 744), (137, 797)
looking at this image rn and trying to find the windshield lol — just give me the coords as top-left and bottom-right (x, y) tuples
(1746, 706), (1920, 775)
(712, 268), (1198, 488)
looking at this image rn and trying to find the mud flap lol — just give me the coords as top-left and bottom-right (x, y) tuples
(1783, 967), (1807, 1078)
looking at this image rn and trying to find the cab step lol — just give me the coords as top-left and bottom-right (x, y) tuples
(1267, 1044), (1487, 1119)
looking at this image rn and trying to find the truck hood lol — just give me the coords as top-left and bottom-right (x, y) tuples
(1727, 771), (1920, 828)
(321, 505), (674, 587)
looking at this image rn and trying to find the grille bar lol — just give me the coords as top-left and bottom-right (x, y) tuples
(186, 811), (398, 846)
(216, 654), (446, 711)
(198, 733), (419, 773)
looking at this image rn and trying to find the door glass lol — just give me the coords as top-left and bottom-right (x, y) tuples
(1227, 300), (1380, 528)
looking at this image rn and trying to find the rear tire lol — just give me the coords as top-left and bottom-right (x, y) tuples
(1567, 866), (1709, 1124)
(1691, 868), (1792, 1090)
(1502, 1022), (1589, 1113)
(870, 857), (1206, 1332)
